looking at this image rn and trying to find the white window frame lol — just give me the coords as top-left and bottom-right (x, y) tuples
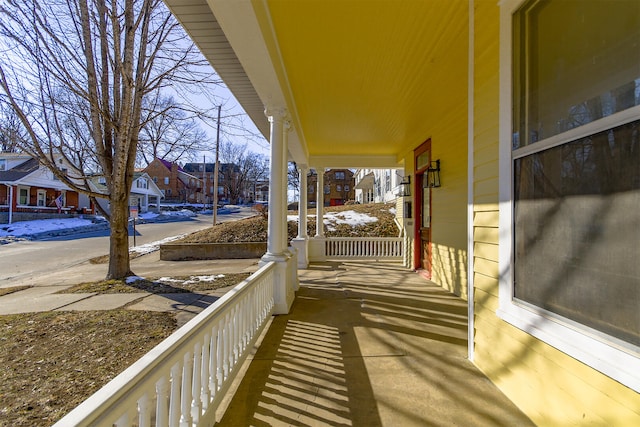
(37, 190), (46, 207)
(498, 0), (640, 392)
(18, 186), (29, 205)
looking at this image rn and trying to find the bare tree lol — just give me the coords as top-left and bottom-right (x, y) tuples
(218, 140), (269, 204)
(288, 162), (300, 201)
(0, 106), (24, 152)
(0, 0), (216, 279)
(137, 92), (208, 166)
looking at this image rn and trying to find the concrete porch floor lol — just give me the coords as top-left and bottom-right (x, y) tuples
(217, 261), (535, 427)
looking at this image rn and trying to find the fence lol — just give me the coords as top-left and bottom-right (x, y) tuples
(325, 237), (404, 260)
(53, 262), (276, 427)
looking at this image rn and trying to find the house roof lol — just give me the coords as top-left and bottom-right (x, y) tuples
(158, 158), (184, 172)
(0, 157), (40, 183)
(183, 162), (239, 174)
(164, 1), (467, 169)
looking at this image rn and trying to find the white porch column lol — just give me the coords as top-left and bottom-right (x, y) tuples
(297, 165), (308, 239)
(308, 167), (326, 261)
(315, 168), (325, 237)
(263, 109), (287, 257)
(291, 164), (309, 268)
(260, 107), (295, 314)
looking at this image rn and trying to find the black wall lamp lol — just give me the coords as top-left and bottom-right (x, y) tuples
(398, 175), (411, 196)
(424, 160), (441, 188)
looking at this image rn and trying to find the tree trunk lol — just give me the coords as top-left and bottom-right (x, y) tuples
(106, 195), (133, 279)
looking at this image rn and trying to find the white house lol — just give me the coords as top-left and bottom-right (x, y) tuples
(83, 172), (163, 215)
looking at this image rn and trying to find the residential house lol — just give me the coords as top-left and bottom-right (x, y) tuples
(142, 158), (194, 202)
(307, 168), (355, 206)
(183, 162), (251, 205)
(353, 168), (405, 204)
(251, 179), (269, 203)
(59, 1), (640, 425)
(0, 152), (80, 223)
(83, 172), (163, 215)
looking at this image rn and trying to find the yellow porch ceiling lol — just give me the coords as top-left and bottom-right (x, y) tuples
(265, 0), (468, 158)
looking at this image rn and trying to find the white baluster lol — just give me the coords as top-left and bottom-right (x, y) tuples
(192, 342), (202, 423)
(201, 334), (211, 410)
(180, 352), (193, 427)
(138, 392), (151, 427)
(216, 323), (224, 387)
(169, 362), (182, 427)
(156, 377), (169, 427)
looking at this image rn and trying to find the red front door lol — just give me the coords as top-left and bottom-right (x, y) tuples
(414, 140), (432, 277)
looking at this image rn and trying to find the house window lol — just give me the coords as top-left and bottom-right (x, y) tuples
(337, 185), (342, 192)
(18, 187), (28, 205)
(500, 0), (640, 391)
(153, 176), (158, 183)
(166, 189), (171, 196)
(324, 185), (330, 194)
(0, 159), (6, 171)
(164, 177), (169, 185)
(37, 190), (46, 207)
(345, 185), (350, 193)
(136, 179), (148, 189)
(335, 171), (345, 180)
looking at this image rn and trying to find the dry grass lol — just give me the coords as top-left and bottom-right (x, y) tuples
(61, 273), (251, 294)
(0, 286), (31, 297)
(178, 202), (399, 244)
(0, 310), (176, 427)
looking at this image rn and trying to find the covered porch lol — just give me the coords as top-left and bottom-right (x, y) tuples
(219, 260), (532, 426)
(53, 258), (533, 426)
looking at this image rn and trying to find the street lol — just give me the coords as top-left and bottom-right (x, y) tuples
(0, 208), (255, 287)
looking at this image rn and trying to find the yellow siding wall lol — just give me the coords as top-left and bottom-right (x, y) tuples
(420, 8), (469, 300)
(472, 1), (640, 425)
(397, 3), (468, 299)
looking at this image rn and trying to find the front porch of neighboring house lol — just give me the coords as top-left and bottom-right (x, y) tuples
(0, 185), (81, 224)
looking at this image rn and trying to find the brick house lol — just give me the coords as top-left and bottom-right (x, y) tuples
(306, 169), (355, 207)
(142, 158), (194, 202)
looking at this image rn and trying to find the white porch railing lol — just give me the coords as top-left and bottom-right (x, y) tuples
(325, 237), (404, 260)
(53, 262), (276, 427)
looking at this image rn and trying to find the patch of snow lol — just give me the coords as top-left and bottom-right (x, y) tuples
(125, 275), (144, 284)
(0, 218), (94, 237)
(324, 210), (378, 227)
(157, 274), (225, 285)
(287, 211), (378, 229)
(130, 233), (189, 255)
(389, 207), (396, 214)
(159, 209), (196, 217)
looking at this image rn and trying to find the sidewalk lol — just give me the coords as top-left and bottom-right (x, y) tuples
(0, 251), (261, 326)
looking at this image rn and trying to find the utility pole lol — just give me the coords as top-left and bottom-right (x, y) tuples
(202, 155), (206, 207)
(213, 105), (221, 225)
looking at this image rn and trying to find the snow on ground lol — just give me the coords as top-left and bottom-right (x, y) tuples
(157, 274), (225, 284)
(0, 218), (97, 237)
(287, 210), (378, 231)
(129, 233), (189, 256)
(0, 209), (196, 239)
